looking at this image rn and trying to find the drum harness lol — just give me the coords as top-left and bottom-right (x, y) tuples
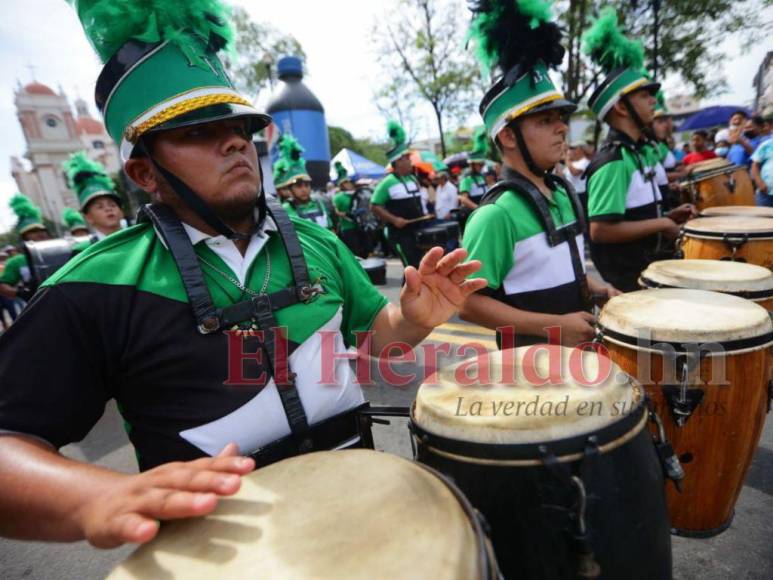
(140, 198), (400, 468)
(479, 166), (593, 312)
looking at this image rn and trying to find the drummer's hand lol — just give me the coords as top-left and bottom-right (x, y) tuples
(666, 204), (697, 224)
(401, 247), (487, 328)
(661, 218), (682, 240)
(554, 311), (596, 346)
(77, 443), (254, 549)
(392, 217), (408, 229)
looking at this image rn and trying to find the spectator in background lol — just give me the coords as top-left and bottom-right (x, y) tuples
(683, 130), (717, 166)
(433, 171), (459, 220)
(563, 142), (591, 211)
(669, 137), (685, 163)
(751, 136), (773, 208)
(727, 115), (765, 167)
(729, 110), (748, 132)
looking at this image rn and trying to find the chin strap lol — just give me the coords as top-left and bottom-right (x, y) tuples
(511, 119), (549, 178)
(139, 139), (264, 241)
(620, 94), (649, 137)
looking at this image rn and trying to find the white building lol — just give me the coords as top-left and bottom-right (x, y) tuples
(753, 51), (773, 116)
(10, 80), (120, 225)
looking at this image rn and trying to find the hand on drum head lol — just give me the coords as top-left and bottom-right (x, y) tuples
(77, 443), (254, 549)
(401, 247), (487, 329)
(554, 311), (596, 346)
(666, 203), (698, 224)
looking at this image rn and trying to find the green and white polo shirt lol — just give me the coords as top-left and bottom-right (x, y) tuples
(586, 129), (663, 291)
(0, 214), (387, 471)
(463, 173), (586, 346)
(0, 254), (30, 286)
(333, 191), (357, 232)
(283, 198), (333, 229)
(371, 174), (425, 229)
(459, 173), (487, 204)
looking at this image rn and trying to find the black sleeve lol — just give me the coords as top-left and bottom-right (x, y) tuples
(0, 284), (111, 448)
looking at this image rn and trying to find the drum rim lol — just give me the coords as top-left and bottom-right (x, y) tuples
(597, 323), (773, 354)
(682, 228), (773, 240)
(409, 394), (647, 465)
(638, 275), (773, 301)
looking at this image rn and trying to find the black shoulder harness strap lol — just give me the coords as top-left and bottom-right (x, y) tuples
(139, 198), (318, 441)
(479, 170), (591, 311)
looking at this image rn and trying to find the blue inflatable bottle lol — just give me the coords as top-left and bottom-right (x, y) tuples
(267, 56), (331, 189)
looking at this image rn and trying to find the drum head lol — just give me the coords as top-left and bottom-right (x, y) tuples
(599, 289), (773, 348)
(687, 157), (733, 176)
(683, 216), (773, 238)
(413, 347), (639, 445)
(108, 450), (481, 580)
(640, 259), (773, 297)
(700, 205), (773, 219)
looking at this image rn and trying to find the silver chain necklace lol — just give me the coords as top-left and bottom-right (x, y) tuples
(198, 249), (272, 297)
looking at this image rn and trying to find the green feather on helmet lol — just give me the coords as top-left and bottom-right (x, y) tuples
(467, 0), (575, 139)
(62, 152), (120, 211)
(275, 134), (310, 188)
(386, 120), (410, 163)
(468, 127), (490, 163)
(67, 0), (270, 162)
(583, 7), (660, 120)
(62, 207), (89, 234)
(653, 89), (669, 117)
(9, 193), (45, 236)
(334, 161), (351, 186)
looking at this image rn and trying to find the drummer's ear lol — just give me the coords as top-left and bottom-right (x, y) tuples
(497, 127), (517, 153)
(125, 158), (159, 195)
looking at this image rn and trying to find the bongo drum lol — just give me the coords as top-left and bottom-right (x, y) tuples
(639, 259), (773, 310)
(598, 289), (773, 536)
(680, 158), (754, 211)
(700, 205), (773, 219)
(679, 216), (773, 270)
(411, 347), (673, 580)
(108, 450), (499, 579)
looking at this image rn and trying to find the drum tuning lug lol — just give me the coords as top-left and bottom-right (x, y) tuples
(662, 385), (705, 427)
(767, 380), (773, 414)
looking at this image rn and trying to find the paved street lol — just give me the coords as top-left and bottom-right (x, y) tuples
(1, 260), (771, 578)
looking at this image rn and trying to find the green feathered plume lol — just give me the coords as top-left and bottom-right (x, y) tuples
(334, 161), (349, 182)
(655, 89), (667, 110)
(67, 0), (233, 64)
(467, 0), (563, 78)
(278, 134), (305, 163)
(62, 207), (88, 230)
(63, 152), (115, 195)
(9, 194), (42, 223)
(582, 7), (644, 73)
(387, 120), (407, 149)
(471, 127), (490, 159)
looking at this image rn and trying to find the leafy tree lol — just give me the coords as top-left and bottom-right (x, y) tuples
(225, 7), (306, 99)
(328, 126), (388, 166)
(372, 0), (480, 157)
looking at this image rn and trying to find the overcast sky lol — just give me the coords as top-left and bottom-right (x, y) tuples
(0, 0), (770, 232)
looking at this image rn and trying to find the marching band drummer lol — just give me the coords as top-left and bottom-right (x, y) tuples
(0, 0), (486, 549)
(370, 121), (428, 268)
(582, 9), (696, 292)
(458, 127), (490, 210)
(0, 194), (50, 301)
(332, 162), (369, 258)
(460, 0), (619, 349)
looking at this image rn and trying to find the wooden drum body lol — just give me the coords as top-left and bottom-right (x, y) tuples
(639, 259), (773, 311)
(681, 159), (754, 211)
(680, 217), (773, 270)
(411, 347), (672, 580)
(599, 289), (773, 536)
(108, 450), (499, 580)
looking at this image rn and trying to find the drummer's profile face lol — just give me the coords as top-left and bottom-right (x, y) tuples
(126, 118), (261, 218)
(516, 109), (569, 169)
(290, 181), (312, 202)
(626, 89), (656, 124)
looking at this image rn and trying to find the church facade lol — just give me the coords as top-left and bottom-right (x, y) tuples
(10, 81), (120, 225)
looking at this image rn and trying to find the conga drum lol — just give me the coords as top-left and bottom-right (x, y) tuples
(411, 347), (673, 579)
(108, 450), (499, 579)
(680, 158), (754, 211)
(700, 205), (773, 219)
(679, 216), (773, 270)
(598, 289), (773, 536)
(639, 259), (773, 310)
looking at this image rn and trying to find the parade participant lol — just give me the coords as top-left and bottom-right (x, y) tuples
(63, 152), (125, 240)
(62, 208), (90, 237)
(332, 161), (368, 258)
(0, 0), (486, 548)
(271, 135), (295, 202)
(582, 8), (695, 292)
(460, 0), (618, 348)
(0, 194), (50, 301)
(458, 127), (490, 209)
(278, 135), (334, 229)
(646, 90), (684, 208)
(563, 141), (591, 212)
(370, 121), (428, 268)
(727, 115), (766, 168)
